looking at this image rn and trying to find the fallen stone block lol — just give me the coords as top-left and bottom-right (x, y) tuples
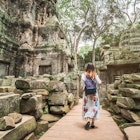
(8, 113), (22, 124)
(41, 114), (61, 123)
(35, 120), (48, 135)
(0, 115), (36, 140)
(0, 93), (20, 117)
(0, 116), (15, 131)
(48, 92), (68, 106)
(50, 105), (70, 115)
(23, 132), (35, 140)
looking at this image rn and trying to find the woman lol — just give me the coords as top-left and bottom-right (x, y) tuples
(81, 62), (102, 130)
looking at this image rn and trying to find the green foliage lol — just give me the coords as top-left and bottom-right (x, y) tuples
(135, 22), (140, 29)
(57, 0), (139, 64)
(43, 106), (49, 114)
(56, 0), (93, 49)
(78, 44), (101, 63)
(78, 44), (92, 58)
(101, 33), (121, 46)
(84, 51), (92, 63)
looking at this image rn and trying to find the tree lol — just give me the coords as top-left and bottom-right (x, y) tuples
(82, 0), (123, 63)
(56, 0), (132, 67)
(116, 0), (140, 28)
(56, 0), (90, 70)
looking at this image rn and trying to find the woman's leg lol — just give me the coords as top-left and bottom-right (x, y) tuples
(91, 118), (95, 128)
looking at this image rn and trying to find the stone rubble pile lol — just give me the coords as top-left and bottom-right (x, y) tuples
(103, 73), (140, 140)
(0, 72), (80, 140)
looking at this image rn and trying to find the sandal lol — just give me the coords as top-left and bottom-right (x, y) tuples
(90, 122), (95, 128)
(85, 121), (90, 130)
(90, 125), (95, 128)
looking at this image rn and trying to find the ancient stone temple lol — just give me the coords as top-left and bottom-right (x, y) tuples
(0, 2), (80, 139)
(0, 0), (73, 78)
(98, 28), (140, 84)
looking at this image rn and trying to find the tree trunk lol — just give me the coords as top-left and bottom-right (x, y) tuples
(74, 24), (89, 70)
(92, 38), (97, 64)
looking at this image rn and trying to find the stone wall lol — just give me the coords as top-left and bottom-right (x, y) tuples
(120, 28), (140, 51)
(0, 4), (19, 77)
(102, 73), (140, 138)
(0, 72), (80, 139)
(0, 0), (72, 78)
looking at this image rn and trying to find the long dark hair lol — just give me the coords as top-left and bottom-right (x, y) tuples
(84, 62), (94, 72)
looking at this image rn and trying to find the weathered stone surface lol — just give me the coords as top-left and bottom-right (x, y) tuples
(119, 88), (140, 98)
(48, 92), (68, 106)
(0, 116), (15, 131)
(114, 80), (121, 89)
(67, 93), (74, 103)
(47, 81), (66, 92)
(42, 74), (53, 79)
(41, 114), (61, 123)
(8, 113), (22, 124)
(29, 109), (43, 120)
(30, 89), (49, 96)
(0, 86), (16, 93)
(48, 122), (56, 128)
(120, 122), (140, 129)
(1, 78), (13, 86)
(131, 74), (140, 82)
(21, 93), (36, 100)
(21, 93), (43, 120)
(23, 132), (35, 140)
(0, 93), (20, 117)
(0, 0), (71, 78)
(20, 95), (42, 113)
(110, 103), (120, 114)
(14, 89), (24, 95)
(50, 105), (70, 115)
(117, 97), (136, 109)
(123, 74), (140, 84)
(15, 79), (48, 90)
(107, 94), (117, 101)
(53, 73), (66, 81)
(124, 126), (140, 140)
(112, 115), (127, 126)
(126, 84), (140, 89)
(29, 80), (49, 89)
(65, 82), (77, 91)
(121, 109), (140, 122)
(102, 98), (110, 108)
(107, 84), (114, 90)
(35, 120), (48, 135)
(108, 89), (119, 95)
(0, 115), (36, 140)
(123, 74), (133, 83)
(69, 101), (75, 109)
(15, 79), (30, 90)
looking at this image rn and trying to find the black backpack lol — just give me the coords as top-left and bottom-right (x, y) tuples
(84, 77), (96, 96)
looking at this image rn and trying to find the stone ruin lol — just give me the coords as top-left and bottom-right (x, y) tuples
(0, 72), (80, 140)
(97, 28), (140, 139)
(0, 1), (79, 140)
(98, 28), (140, 84)
(0, 0), (73, 78)
(102, 73), (140, 139)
